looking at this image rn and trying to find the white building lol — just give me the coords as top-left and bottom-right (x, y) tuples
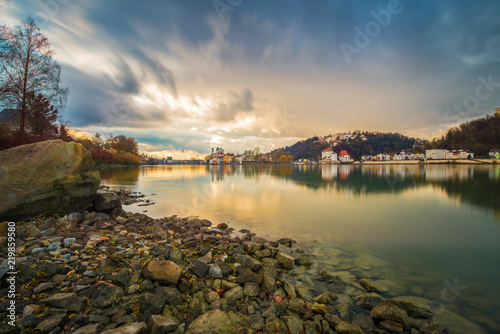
(377, 153), (391, 161)
(446, 150), (474, 160)
(426, 149), (449, 160)
(321, 148), (338, 161)
(339, 150), (350, 163)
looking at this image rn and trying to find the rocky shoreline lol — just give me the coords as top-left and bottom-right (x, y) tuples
(0, 190), (478, 334)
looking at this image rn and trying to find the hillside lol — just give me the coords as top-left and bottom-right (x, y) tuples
(272, 132), (424, 160)
(431, 114), (500, 156)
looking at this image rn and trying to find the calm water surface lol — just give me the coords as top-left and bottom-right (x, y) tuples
(101, 164), (500, 332)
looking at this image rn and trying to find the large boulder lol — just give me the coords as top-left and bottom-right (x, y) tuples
(0, 140), (100, 221)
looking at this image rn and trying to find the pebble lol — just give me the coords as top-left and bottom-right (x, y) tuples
(32, 247), (46, 254)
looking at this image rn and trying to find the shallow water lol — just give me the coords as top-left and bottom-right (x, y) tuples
(101, 164), (500, 332)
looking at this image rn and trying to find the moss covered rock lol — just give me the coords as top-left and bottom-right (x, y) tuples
(0, 140), (100, 221)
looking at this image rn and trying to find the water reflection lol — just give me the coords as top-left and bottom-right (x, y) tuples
(100, 164), (500, 219)
(99, 166), (140, 185)
(264, 165), (500, 215)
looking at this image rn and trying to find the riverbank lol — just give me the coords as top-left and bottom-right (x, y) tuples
(0, 193), (489, 333)
(360, 159), (498, 165)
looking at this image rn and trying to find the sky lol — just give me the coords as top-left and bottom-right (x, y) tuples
(2, 0), (500, 158)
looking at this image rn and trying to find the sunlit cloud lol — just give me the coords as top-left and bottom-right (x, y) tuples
(3, 1), (499, 158)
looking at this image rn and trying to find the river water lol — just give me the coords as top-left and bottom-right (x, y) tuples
(101, 164), (500, 332)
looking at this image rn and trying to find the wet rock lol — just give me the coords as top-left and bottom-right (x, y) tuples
(243, 282), (260, 297)
(94, 190), (122, 213)
(186, 309), (233, 334)
(311, 302), (328, 314)
(387, 298), (433, 319)
(352, 313), (375, 331)
(63, 238), (76, 247)
(23, 304), (41, 317)
(116, 216), (128, 224)
(375, 279), (407, 296)
(224, 286), (244, 302)
(278, 237), (293, 247)
(110, 268), (132, 286)
(289, 297), (307, 314)
(101, 258), (121, 273)
(217, 223), (228, 229)
(148, 315), (179, 333)
(324, 313), (343, 328)
(162, 287), (183, 306)
(33, 282), (56, 294)
(198, 250), (212, 263)
(315, 292), (337, 305)
(141, 292), (167, 318)
(209, 300), (222, 310)
(245, 256), (263, 271)
(276, 252), (295, 270)
(192, 259), (210, 277)
(359, 278), (384, 292)
(354, 293), (386, 310)
(207, 264), (223, 278)
(44, 293), (87, 312)
(142, 260), (182, 284)
(138, 279), (154, 292)
(283, 315), (304, 334)
(100, 322), (147, 334)
(295, 254), (313, 267)
(89, 283), (124, 308)
(335, 321), (364, 334)
(371, 302), (410, 328)
(35, 312), (68, 334)
(378, 320), (404, 332)
(264, 320), (288, 334)
(46, 241), (61, 251)
(433, 308), (488, 334)
(72, 323), (104, 334)
(354, 253), (390, 269)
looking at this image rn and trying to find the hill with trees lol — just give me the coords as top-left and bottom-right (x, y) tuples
(272, 132), (424, 160)
(426, 114), (500, 157)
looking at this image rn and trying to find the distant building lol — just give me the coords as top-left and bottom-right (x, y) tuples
(209, 147), (225, 164)
(445, 150), (474, 160)
(445, 150), (460, 160)
(490, 149), (500, 159)
(338, 150), (350, 163)
(377, 153), (391, 161)
(495, 107), (500, 116)
(426, 149), (448, 160)
(321, 148), (337, 161)
(223, 154), (234, 163)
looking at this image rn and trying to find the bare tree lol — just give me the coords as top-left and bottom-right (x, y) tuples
(0, 18), (68, 137)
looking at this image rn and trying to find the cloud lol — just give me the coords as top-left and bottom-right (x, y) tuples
(3, 0), (500, 158)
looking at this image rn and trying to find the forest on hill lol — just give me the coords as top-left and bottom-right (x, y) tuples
(271, 132), (423, 160)
(428, 114), (500, 157)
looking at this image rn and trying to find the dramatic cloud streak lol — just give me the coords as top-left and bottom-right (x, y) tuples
(3, 0), (500, 158)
